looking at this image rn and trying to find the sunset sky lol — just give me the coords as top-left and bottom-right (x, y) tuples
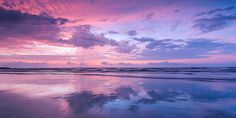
(0, 0), (236, 67)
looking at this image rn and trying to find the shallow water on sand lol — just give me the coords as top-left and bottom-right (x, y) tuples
(0, 68), (236, 118)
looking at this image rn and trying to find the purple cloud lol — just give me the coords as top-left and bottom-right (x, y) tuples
(143, 12), (154, 20)
(115, 41), (137, 53)
(0, 8), (68, 45)
(193, 14), (236, 33)
(133, 37), (155, 42)
(127, 30), (137, 36)
(64, 25), (117, 48)
(195, 6), (235, 17)
(137, 38), (236, 59)
(193, 6), (236, 33)
(0, 8), (136, 53)
(0, 62), (50, 68)
(108, 31), (119, 34)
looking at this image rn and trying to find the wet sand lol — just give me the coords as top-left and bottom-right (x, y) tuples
(0, 91), (72, 118)
(0, 72), (235, 118)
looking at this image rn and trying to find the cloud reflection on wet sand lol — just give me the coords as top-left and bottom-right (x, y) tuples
(0, 74), (235, 118)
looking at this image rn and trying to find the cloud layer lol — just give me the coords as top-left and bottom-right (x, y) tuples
(193, 6), (236, 33)
(135, 38), (236, 59)
(0, 0), (236, 67)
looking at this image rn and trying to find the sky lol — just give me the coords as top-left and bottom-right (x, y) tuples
(0, 0), (236, 67)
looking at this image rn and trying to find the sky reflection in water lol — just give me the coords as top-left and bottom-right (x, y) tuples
(0, 74), (235, 118)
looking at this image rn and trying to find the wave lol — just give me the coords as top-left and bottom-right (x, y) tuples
(0, 67), (236, 82)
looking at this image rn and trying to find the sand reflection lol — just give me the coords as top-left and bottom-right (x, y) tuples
(0, 74), (235, 118)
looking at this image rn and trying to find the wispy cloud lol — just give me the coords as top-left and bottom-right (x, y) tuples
(195, 6), (235, 17)
(127, 30), (138, 36)
(193, 6), (236, 33)
(142, 12), (154, 20)
(136, 38), (236, 59)
(193, 14), (236, 33)
(115, 41), (137, 53)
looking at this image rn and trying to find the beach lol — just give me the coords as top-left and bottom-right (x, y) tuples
(0, 67), (235, 118)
